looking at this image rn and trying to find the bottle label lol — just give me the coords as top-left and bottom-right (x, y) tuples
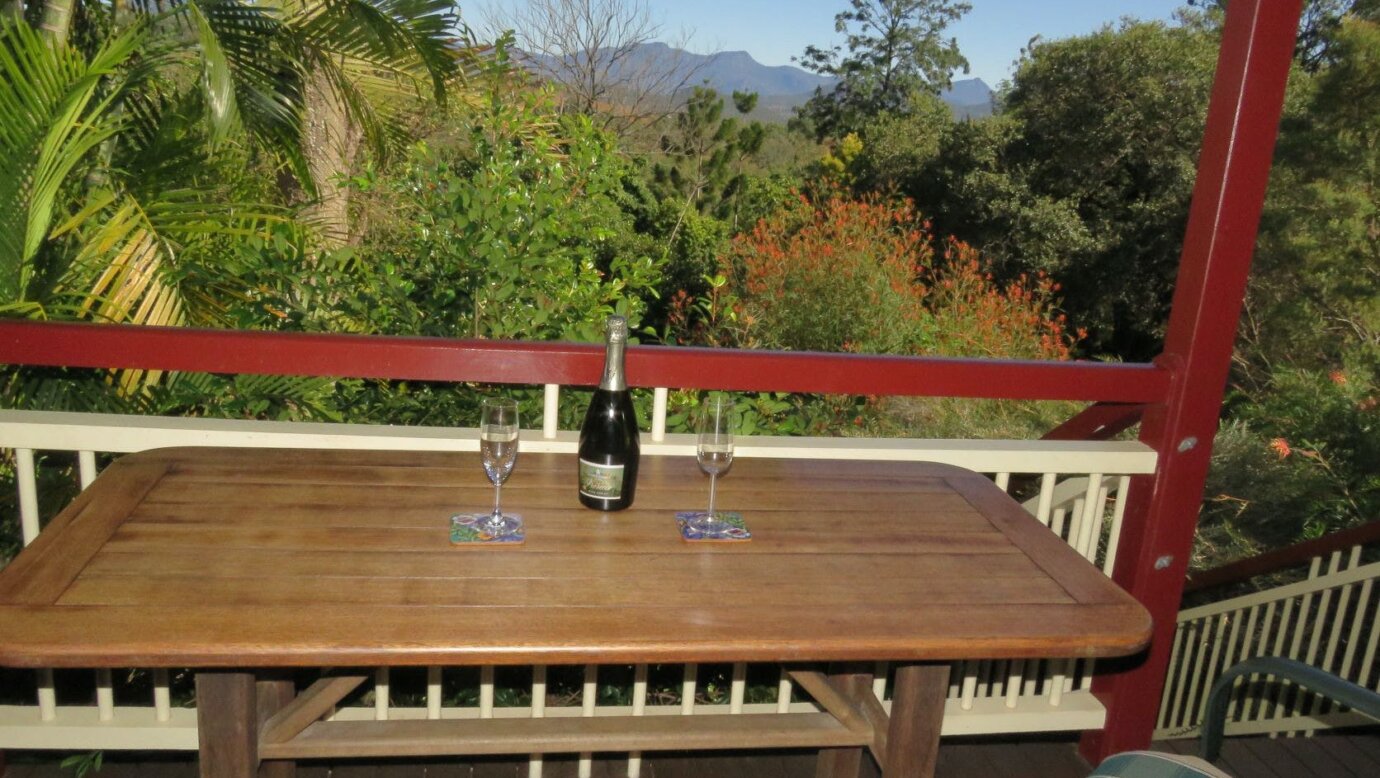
(579, 458), (625, 500)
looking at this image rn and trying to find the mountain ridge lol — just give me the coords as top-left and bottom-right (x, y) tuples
(521, 42), (993, 122)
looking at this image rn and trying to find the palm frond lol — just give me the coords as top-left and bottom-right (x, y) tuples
(0, 19), (145, 304)
(1, 367), (154, 414)
(187, 1), (242, 146)
(290, 0), (457, 91)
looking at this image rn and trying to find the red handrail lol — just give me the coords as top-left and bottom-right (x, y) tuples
(0, 320), (1172, 403)
(1185, 520), (1380, 594)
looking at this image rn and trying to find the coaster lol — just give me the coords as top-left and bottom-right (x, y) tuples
(450, 514), (525, 545)
(675, 511), (751, 542)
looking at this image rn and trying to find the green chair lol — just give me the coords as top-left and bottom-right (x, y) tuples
(1091, 751), (1231, 778)
(1093, 656), (1380, 777)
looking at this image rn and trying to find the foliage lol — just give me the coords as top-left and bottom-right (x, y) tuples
(795, 0), (970, 140)
(1186, 0), (1380, 71)
(1232, 367), (1379, 537)
(851, 111), (1095, 283)
(350, 75), (662, 343)
(0, 0), (466, 376)
(1000, 20), (1219, 359)
(650, 88), (766, 223)
(696, 192), (1079, 361)
(60, 750), (102, 777)
(0, 17), (286, 331)
(1245, 18), (1380, 383)
(1205, 16), (1380, 561)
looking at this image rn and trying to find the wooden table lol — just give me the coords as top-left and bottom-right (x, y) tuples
(0, 447), (1150, 777)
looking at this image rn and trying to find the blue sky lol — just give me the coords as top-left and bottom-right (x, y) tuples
(474, 1), (1185, 88)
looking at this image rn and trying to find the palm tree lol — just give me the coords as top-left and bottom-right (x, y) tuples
(1, 0), (467, 337)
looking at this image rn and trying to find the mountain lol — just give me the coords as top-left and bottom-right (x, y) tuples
(519, 42), (993, 123)
(941, 78), (996, 119)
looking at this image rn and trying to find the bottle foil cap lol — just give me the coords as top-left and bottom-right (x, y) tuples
(605, 315), (629, 343)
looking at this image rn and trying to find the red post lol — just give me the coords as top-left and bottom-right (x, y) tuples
(1080, 0), (1302, 763)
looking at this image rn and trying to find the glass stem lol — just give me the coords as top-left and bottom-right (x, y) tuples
(491, 481), (503, 523)
(707, 473), (717, 518)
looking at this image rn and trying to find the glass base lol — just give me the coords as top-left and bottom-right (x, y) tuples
(675, 510), (751, 542)
(688, 512), (733, 536)
(479, 513), (522, 537)
(450, 513), (525, 544)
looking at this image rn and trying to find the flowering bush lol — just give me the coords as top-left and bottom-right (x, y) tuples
(662, 192), (1083, 439)
(686, 192), (1079, 361)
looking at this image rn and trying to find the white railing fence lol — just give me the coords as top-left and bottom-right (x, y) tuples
(1155, 542), (1380, 741)
(1, 405), (1156, 772)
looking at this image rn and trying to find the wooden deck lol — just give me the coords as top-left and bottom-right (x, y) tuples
(4, 733), (1379, 777)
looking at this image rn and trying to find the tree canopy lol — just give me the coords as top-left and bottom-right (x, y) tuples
(795, 0), (970, 140)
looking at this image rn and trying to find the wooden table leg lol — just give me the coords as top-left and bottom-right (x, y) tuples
(814, 665), (874, 778)
(256, 674), (296, 778)
(882, 663), (950, 778)
(197, 671), (260, 778)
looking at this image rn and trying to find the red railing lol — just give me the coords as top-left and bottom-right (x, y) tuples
(1185, 520), (1380, 595)
(0, 319), (1169, 403)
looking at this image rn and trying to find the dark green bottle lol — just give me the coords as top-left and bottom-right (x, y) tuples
(578, 316), (640, 511)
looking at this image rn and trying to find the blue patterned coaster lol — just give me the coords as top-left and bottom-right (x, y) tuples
(675, 511), (751, 542)
(450, 514), (525, 545)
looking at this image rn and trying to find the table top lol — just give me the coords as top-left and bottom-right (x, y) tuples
(0, 447), (1150, 668)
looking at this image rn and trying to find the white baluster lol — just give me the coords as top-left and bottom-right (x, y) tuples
(777, 668), (794, 713)
(480, 666), (495, 718)
(17, 449), (54, 720)
(628, 664), (648, 778)
(95, 669), (114, 721)
(681, 664), (697, 714)
(1227, 606), (1260, 722)
(1168, 621), (1200, 727)
(153, 668), (171, 723)
(1004, 659), (1025, 709)
(78, 451), (98, 488)
(1243, 602), (1277, 722)
(961, 666), (978, 710)
(1075, 476), (1103, 560)
(1102, 477), (1132, 576)
(529, 665), (547, 778)
(423, 666), (442, 719)
(543, 384), (560, 439)
(1193, 614), (1231, 723)
(652, 388), (668, 442)
(729, 663), (747, 714)
(16, 448), (40, 544)
(374, 668), (389, 720)
(1035, 474), (1057, 526)
(579, 665), (597, 778)
(1339, 576), (1374, 681)
(1265, 597), (1297, 723)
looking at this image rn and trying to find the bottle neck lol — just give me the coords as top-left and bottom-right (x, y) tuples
(599, 339), (627, 392)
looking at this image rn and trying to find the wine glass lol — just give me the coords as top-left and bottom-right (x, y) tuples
(479, 398), (520, 537)
(689, 395), (735, 536)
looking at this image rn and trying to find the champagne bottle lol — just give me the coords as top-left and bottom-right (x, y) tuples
(578, 316), (640, 511)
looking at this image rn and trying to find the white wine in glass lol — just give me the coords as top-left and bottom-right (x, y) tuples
(689, 395), (735, 536)
(479, 398), (520, 537)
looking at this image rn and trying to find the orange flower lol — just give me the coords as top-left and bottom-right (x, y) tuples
(1269, 438), (1292, 459)
(1329, 370), (1347, 385)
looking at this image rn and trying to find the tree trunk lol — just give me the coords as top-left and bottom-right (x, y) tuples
(300, 68), (361, 249)
(40, 0), (73, 43)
